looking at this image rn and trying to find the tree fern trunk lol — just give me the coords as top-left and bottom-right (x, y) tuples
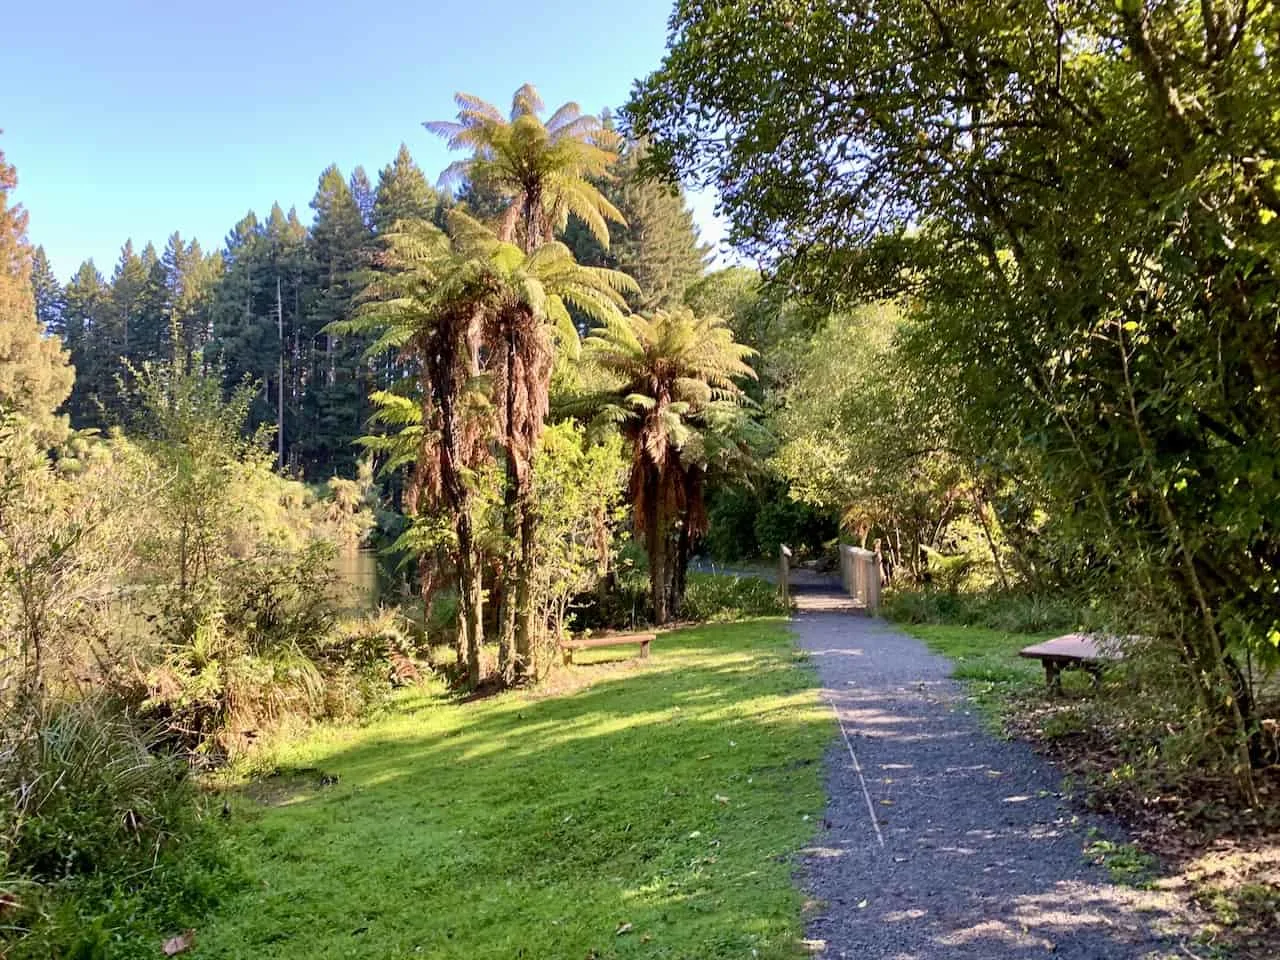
(648, 474), (669, 625)
(498, 465), (520, 685)
(514, 503), (536, 680)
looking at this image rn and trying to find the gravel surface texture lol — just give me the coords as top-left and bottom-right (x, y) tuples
(794, 602), (1187, 959)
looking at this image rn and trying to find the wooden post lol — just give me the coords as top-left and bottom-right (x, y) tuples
(779, 544), (792, 606)
(868, 539), (883, 615)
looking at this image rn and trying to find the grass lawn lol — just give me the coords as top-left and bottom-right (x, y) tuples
(896, 624), (1080, 722)
(196, 620), (830, 959)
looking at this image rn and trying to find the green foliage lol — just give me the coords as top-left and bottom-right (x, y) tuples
(0, 696), (232, 958)
(206, 205), (310, 467)
(631, 0), (1280, 788)
(704, 482), (835, 563)
(116, 361), (387, 755)
(680, 572), (788, 622)
(373, 144), (440, 234)
(427, 85), (625, 252)
(564, 140), (710, 310)
(528, 422), (627, 645)
(190, 621), (830, 959)
(0, 416), (135, 702)
(1, 698), (196, 883)
(771, 304), (971, 578)
(0, 146), (72, 444)
(1083, 833), (1160, 889)
(585, 306), (758, 623)
(883, 589), (1082, 636)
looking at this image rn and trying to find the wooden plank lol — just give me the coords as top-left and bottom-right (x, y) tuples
(561, 633), (657, 651)
(1018, 633), (1124, 664)
(560, 633), (655, 667)
(1019, 633), (1124, 693)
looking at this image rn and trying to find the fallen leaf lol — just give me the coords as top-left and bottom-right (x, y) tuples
(714, 794), (730, 804)
(615, 922), (633, 936)
(857, 899), (869, 909)
(163, 930), (196, 956)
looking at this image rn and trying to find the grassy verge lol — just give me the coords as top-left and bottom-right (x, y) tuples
(196, 620), (829, 959)
(894, 623), (1079, 727)
(891, 607), (1280, 959)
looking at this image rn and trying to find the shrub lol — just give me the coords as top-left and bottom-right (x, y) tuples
(0, 697), (229, 957)
(680, 573), (788, 623)
(883, 588), (1082, 635)
(319, 608), (424, 686)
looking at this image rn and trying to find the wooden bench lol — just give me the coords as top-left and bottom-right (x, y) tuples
(1019, 633), (1123, 692)
(560, 632), (656, 665)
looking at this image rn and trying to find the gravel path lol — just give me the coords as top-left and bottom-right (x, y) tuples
(794, 603), (1186, 959)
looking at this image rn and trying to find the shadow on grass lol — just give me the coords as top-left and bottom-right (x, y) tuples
(196, 619), (832, 960)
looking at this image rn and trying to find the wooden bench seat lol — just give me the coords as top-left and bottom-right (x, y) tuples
(560, 632), (656, 665)
(1019, 633), (1124, 692)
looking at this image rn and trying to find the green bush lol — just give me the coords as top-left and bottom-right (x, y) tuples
(1, 697), (231, 958)
(705, 483), (836, 563)
(883, 588), (1082, 635)
(680, 573), (788, 623)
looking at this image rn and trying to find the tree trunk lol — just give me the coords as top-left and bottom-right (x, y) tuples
(667, 523), (692, 621)
(514, 504), (536, 680)
(457, 532), (483, 689)
(497, 327), (521, 684)
(647, 479), (669, 625)
(497, 460), (520, 684)
(435, 360), (483, 688)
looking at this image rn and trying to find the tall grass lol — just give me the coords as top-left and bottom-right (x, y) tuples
(1, 697), (231, 958)
(883, 588), (1084, 634)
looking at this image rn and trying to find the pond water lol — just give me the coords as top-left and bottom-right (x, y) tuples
(331, 548), (380, 613)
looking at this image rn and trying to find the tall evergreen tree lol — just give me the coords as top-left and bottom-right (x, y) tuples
(160, 232), (219, 363)
(373, 144), (439, 232)
(62, 260), (111, 426)
(208, 205), (309, 465)
(131, 253), (171, 365)
(108, 240), (149, 360)
(300, 164), (372, 475)
(30, 246), (64, 335)
(349, 166), (375, 230)
(0, 145), (73, 442)
(565, 142), (709, 310)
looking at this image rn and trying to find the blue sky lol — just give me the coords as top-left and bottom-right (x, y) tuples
(6, 0), (726, 280)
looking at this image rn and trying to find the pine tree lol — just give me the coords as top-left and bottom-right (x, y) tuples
(160, 232), (219, 363)
(109, 240), (149, 361)
(565, 141), (709, 310)
(131, 253), (171, 365)
(0, 145), (73, 442)
(208, 204), (309, 464)
(30, 246), (64, 335)
(299, 165), (372, 476)
(349, 166), (375, 230)
(62, 260), (111, 425)
(373, 144), (439, 232)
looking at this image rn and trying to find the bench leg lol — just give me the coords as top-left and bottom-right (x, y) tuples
(1087, 665), (1103, 690)
(562, 647), (573, 666)
(639, 641), (650, 659)
(1044, 661), (1062, 695)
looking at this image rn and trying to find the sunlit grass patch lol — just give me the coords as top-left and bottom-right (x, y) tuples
(197, 619), (829, 959)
